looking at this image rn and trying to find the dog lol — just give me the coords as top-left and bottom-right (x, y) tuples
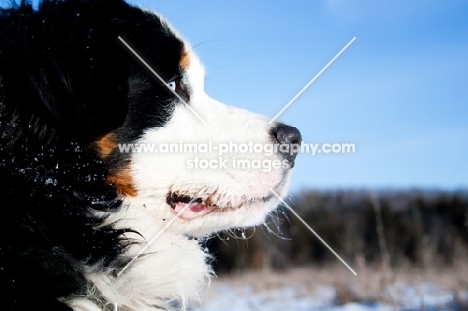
(0, 0), (301, 310)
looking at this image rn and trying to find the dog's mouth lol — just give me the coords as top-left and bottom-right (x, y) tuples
(166, 191), (274, 220)
(166, 193), (218, 220)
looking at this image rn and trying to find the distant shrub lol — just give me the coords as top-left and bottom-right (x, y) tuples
(207, 189), (468, 273)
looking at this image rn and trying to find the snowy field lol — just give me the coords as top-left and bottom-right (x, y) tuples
(191, 267), (468, 311)
(194, 283), (465, 311)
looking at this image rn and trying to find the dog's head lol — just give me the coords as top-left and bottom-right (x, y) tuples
(0, 0), (301, 237)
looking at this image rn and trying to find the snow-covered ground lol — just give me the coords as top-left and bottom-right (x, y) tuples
(191, 268), (468, 311)
(194, 285), (387, 311)
(193, 283), (465, 311)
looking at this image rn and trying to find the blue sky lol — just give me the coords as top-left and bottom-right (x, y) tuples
(129, 0), (467, 192)
(23, 0), (468, 192)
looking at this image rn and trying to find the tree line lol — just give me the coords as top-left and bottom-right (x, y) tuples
(207, 189), (468, 273)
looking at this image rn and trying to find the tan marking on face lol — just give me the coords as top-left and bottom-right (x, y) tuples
(107, 168), (137, 197)
(95, 132), (116, 159)
(180, 48), (190, 70)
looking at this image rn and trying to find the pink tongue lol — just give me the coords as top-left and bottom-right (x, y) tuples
(173, 202), (215, 220)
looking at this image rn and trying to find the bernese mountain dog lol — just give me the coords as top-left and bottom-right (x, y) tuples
(0, 0), (301, 310)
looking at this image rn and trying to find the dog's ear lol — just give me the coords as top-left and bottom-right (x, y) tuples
(0, 0), (132, 141)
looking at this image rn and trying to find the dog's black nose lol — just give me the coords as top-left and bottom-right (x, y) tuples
(270, 123), (302, 167)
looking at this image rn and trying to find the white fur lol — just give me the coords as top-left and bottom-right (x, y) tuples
(65, 11), (293, 311)
(62, 298), (102, 311)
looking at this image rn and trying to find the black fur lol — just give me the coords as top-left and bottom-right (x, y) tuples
(0, 0), (187, 309)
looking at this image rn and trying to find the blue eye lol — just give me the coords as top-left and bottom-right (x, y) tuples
(167, 81), (176, 91)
